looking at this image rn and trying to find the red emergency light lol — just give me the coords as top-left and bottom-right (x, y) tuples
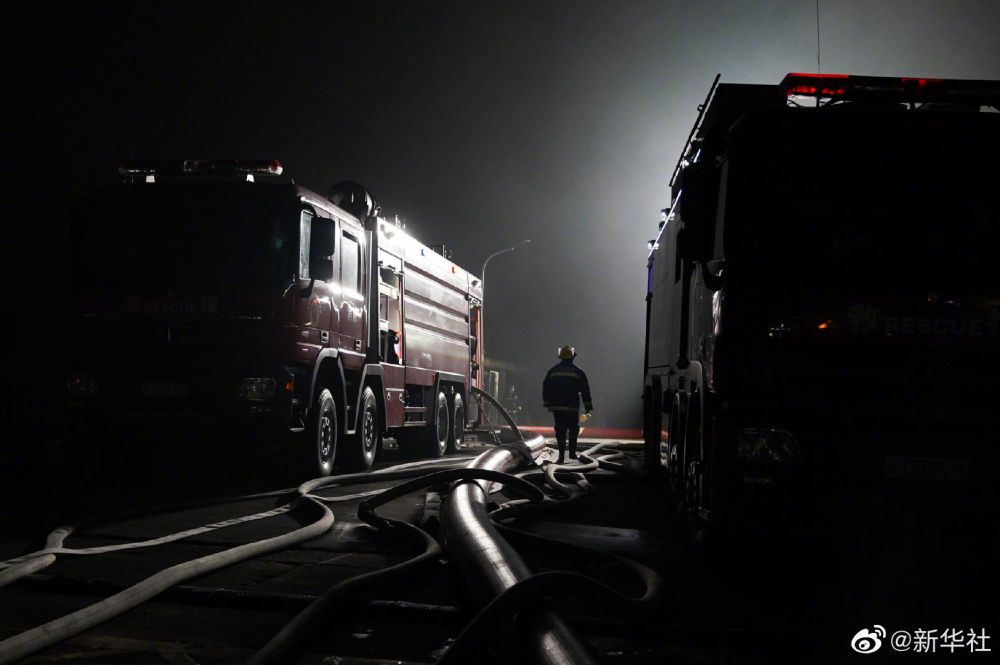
(780, 73), (999, 107)
(783, 72), (849, 96)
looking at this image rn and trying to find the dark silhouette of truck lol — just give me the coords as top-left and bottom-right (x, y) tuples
(643, 74), (999, 549)
(65, 161), (482, 477)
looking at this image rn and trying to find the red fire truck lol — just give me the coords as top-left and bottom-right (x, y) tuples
(643, 74), (999, 547)
(65, 161), (483, 476)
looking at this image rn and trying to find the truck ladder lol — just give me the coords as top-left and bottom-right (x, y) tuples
(669, 73), (721, 190)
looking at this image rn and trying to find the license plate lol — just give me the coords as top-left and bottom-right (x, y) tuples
(141, 381), (189, 398)
(885, 456), (969, 482)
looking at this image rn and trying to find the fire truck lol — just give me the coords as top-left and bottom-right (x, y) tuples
(643, 74), (999, 546)
(65, 161), (483, 476)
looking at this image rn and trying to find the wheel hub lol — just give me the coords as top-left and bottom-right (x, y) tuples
(319, 414), (333, 462)
(363, 408), (376, 454)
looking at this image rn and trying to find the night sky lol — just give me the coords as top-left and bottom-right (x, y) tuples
(10, 1), (999, 426)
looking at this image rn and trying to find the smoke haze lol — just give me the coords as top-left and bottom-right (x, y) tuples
(9, 1), (999, 426)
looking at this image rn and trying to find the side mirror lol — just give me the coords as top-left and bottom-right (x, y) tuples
(678, 162), (719, 261)
(309, 217), (335, 282)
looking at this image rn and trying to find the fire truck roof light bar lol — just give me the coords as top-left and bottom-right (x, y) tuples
(780, 73), (1000, 107)
(118, 159), (284, 176)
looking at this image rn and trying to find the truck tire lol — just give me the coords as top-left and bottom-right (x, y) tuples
(423, 391), (450, 458)
(683, 396), (703, 522)
(666, 401), (687, 517)
(342, 386), (379, 471)
(305, 388), (338, 478)
(643, 386), (664, 477)
(683, 405), (718, 560)
(447, 394), (464, 453)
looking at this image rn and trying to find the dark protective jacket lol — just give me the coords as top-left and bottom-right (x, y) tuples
(542, 359), (593, 413)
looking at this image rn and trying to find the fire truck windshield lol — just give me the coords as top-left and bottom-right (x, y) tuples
(71, 184), (298, 301)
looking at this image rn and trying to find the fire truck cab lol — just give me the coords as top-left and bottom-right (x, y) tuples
(66, 161), (483, 477)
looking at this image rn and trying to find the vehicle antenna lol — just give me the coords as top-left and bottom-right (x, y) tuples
(816, 0), (822, 74)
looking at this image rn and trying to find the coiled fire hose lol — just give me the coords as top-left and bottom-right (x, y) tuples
(1, 440), (660, 665)
(0, 457), (472, 664)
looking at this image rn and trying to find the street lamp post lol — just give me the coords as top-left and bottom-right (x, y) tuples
(479, 239), (530, 414)
(481, 239), (531, 284)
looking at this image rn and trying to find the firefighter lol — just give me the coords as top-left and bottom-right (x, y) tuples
(542, 345), (593, 463)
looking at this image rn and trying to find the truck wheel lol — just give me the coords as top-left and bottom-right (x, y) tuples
(423, 391), (450, 457)
(343, 387), (379, 471)
(683, 398), (703, 521)
(306, 388), (338, 477)
(684, 422), (716, 560)
(447, 394), (465, 453)
(667, 402), (686, 515)
(643, 387), (664, 477)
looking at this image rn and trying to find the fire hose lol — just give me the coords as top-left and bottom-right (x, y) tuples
(2, 391), (660, 664)
(0, 457), (473, 664)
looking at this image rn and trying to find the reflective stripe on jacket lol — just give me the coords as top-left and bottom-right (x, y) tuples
(542, 360), (593, 412)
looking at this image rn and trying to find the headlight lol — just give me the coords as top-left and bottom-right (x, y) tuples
(67, 373), (99, 397)
(738, 428), (801, 465)
(240, 378), (277, 401)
